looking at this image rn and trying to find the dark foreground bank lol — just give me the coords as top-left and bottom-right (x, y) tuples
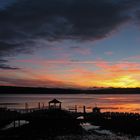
(0, 109), (84, 140)
(0, 107), (140, 140)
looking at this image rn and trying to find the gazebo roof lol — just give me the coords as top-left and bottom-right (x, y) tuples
(49, 98), (61, 103)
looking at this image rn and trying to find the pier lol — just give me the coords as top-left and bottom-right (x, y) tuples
(0, 99), (140, 135)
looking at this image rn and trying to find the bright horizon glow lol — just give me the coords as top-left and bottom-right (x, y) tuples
(0, 1), (140, 89)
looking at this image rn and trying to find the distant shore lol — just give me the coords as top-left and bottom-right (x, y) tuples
(0, 86), (140, 94)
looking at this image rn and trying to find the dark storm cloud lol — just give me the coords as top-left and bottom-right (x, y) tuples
(0, 59), (19, 70)
(0, 0), (17, 10)
(0, 0), (140, 69)
(0, 0), (131, 41)
(0, 63), (19, 70)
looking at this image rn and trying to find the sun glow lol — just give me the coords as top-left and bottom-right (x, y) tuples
(96, 76), (140, 88)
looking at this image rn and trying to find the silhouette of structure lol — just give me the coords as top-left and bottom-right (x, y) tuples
(48, 99), (62, 109)
(92, 107), (101, 113)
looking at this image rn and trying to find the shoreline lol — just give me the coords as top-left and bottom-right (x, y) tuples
(1, 86), (140, 94)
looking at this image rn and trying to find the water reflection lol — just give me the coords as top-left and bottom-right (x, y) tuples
(0, 94), (140, 113)
(2, 120), (29, 130)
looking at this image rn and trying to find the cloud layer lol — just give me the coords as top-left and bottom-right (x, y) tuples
(0, 0), (140, 68)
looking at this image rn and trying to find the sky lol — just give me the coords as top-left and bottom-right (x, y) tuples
(0, 0), (140, 88)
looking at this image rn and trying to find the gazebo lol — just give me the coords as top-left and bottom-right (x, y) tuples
(48, 99), (62, 109)
(92, 107), (101, 114)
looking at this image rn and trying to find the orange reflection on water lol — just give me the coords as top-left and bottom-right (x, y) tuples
(107, 103), (140, 113)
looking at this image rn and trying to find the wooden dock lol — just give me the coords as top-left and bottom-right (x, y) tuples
(0, 99), (140, 135)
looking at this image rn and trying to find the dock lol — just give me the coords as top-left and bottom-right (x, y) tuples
(0, 98), (140, 135)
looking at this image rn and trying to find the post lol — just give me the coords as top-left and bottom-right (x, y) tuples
(83, 106), (86, 120)
(59, 103), (61, 109)
(25, 103), (28, 113)
(75, 105), (77, 113)
(83, 106), (86, 114)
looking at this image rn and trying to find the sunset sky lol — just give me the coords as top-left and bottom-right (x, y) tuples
(0, 0), (140, 88)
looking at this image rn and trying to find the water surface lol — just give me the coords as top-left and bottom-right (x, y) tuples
(0, 94), (139, 113)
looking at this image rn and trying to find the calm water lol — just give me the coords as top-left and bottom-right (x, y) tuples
(0, 94), (140, 113)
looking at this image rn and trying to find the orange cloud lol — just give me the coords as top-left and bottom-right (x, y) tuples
(2, 58), (140, 88)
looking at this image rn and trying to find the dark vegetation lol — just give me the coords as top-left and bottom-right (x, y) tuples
(0, 86), (140, 94)
(86, 112), (140, 135)
(0, 108), (140, 139)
